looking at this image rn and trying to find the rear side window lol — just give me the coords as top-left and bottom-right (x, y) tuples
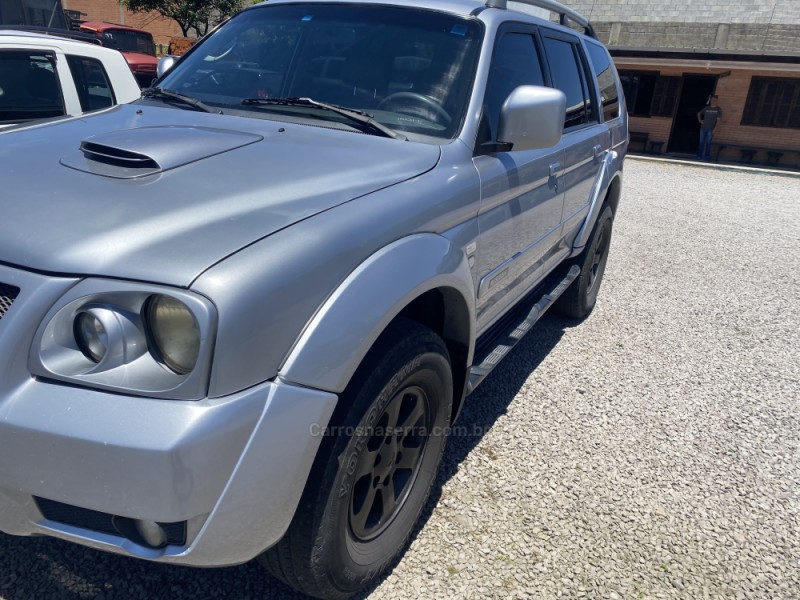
(585, 40), (620, 121)
(541, 35), (594, 130)
(0, 50), (64, 124)
(67, 55), (116, 112)
(480, 32), (545, 144)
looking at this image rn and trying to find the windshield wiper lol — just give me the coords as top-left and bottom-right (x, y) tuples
(141, 87), (220, 114)
(241, 97), (406, 140)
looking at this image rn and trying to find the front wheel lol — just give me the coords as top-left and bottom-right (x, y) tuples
(553, 204), (615, 319)
(261, 318), (452, 599)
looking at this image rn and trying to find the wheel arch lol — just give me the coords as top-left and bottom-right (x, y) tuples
(395, 286), (472, 424)
(572, 158), (623, 255)
(279, 234), (476, 416)
(604, 171), (623, 217)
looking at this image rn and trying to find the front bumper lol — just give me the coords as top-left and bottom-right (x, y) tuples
(0, 265), (337, 566)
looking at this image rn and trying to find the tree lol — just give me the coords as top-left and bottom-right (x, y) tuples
(122, 0), (245, 38)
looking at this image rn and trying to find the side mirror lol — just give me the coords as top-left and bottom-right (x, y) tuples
(156, 55), (177, 78)
(497, 86), (567, 151)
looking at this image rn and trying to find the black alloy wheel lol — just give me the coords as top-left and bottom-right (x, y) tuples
(349, 384), (430, 541)
(261, 318), (453, 600)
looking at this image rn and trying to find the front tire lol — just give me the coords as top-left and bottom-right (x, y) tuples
(261, 318), (452, 599)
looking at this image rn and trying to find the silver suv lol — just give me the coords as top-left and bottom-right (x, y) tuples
(0, 0), (626, 597)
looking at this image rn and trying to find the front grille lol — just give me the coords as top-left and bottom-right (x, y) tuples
(35, 497), (187, 546)
(0, 283), (20, 320)
(36, 497), (118, 535)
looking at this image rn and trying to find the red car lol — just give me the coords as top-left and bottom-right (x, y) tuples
(79, 22), (157, 87)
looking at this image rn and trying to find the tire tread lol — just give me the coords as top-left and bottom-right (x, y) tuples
(261, 318), (450, 599)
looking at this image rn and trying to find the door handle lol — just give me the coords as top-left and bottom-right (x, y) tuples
(593, 144), (603, 159)
(549, 162), (561, 177)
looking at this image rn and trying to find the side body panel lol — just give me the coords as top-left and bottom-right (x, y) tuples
(280, 233), (476, 393)
(559, 125), (606, 246)
(473, 144), (565, 331)
(193, 142), (482, 398)
(468, 22), (567, 333)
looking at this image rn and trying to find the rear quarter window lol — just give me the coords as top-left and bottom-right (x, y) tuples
(66, 55), (116, 112)
(585, 40), (620, 121)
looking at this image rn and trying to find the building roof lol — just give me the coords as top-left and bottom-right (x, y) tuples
(611, 46), (800, 65)
(610, 46), (800, 73)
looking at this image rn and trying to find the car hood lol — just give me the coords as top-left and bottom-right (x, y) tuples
(0, 104), (440, 286)
(122, 52), (158, 66)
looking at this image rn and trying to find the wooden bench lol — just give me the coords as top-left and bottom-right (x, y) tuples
(712, 144), (798, 169)
(766, 151), (784, 166)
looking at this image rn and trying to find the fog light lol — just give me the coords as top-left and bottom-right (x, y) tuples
(134, 519), (168, 548)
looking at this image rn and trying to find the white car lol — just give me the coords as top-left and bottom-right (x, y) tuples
(0, 30), (141, 130)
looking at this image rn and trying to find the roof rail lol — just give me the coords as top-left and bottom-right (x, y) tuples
(485, 0), (598, 39)
(0, 25), (102, 45)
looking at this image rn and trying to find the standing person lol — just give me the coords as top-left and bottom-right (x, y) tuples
(696, 95), (722, 161)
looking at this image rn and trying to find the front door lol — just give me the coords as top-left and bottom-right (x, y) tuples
(473, 27), (565, 333)
(667, 74), (717, 154)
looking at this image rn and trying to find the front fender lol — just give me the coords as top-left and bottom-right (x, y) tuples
(279, 234), (476, 393)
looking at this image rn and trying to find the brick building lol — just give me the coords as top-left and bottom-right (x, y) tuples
(559, 0), (800, 167)
(61, 0), (182, 47)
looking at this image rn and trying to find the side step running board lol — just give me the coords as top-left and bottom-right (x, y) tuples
(468, 265), (580, 393)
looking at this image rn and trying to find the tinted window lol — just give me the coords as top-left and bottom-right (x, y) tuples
(158, 5), (483, 140)
(585, 40), (619, 121)
(620, 71), (655, 116)
(100, 29), (156, 56)
(619, 70), (679, 118)
(481, 32), (544, 143)
(742, 77), (800, 129)
(650, 76), (679, 117)
(67, 55), (116, 112)
(0, 50), (64, 124)
(542, 36), (590, 129)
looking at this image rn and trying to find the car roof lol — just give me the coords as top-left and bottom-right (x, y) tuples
(249, 0), (594, 38)
(251, 0), (489, 17)
(0, 29), (129, 55)
(80, 21), (152, 35)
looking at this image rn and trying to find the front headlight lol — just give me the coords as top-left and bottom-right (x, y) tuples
(144, 295), (200, 375)
(30, 280), (217, 400)
(74, 310), (109, 363)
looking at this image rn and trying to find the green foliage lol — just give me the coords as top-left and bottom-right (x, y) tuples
(122, 0), (245, 37)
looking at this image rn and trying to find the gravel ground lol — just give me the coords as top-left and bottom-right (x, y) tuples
(1, 159), (799, 600)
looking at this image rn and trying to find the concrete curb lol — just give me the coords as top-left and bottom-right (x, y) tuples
(627, 154), (800, 179)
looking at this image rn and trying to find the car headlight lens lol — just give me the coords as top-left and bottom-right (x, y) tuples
(74, 311), (108, 363)
(31, 281), (215, 399)
(145, 295), (201, 375)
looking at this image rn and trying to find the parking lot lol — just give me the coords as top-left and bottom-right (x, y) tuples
(1, 158), (798, 599)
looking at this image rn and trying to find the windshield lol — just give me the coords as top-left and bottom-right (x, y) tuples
(101, 29), (156, 56)
(158, 4), (483, 139)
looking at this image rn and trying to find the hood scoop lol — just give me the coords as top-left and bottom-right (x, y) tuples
(80, 141), (160, 169)
(61, 126), (263, 179)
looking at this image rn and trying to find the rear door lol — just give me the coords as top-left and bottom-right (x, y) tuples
(473, 25), (566, 332)
(540, 29), (605, 242)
